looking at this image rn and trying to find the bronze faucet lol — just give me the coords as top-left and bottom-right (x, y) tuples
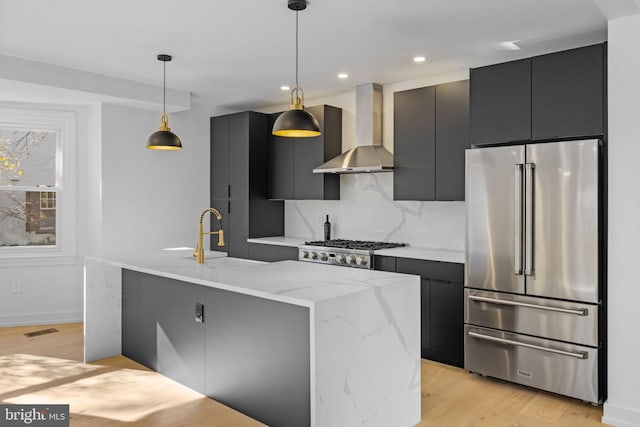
(194, 208), (225, 264)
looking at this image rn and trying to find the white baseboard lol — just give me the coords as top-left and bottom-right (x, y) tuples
(603, 401), (640, 427)
(0, 311), (83, 327)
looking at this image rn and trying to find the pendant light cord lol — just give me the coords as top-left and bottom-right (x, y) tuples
(163, 60), (167, 114)
(295, 9), (299, 91)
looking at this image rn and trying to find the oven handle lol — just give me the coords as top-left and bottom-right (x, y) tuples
(468, 294), (588, 316)
(468, 330), (588, 359)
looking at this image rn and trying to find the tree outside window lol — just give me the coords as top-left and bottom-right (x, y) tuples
(0, 129), (57, 247)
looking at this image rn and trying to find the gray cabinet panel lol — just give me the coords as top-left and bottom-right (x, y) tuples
(228, 113), (250, 200)
(394, 86), (436, 200)
(248, 243), (298, 262)
(268, 105), (341, 200)
(122, 269), (157, 370)
(268, 114), (295, 200)
(210, 111), (284, 259)
(154, 276), (206, 393)
(211, 116), (229, 200)
(532, 44), (605, 139)
(470, 59), (532, 145)
(205, 286), (310, 427)
(395, 258), (464, 367)
(228, 199), (249, 259)
(435, 80), (470, 200)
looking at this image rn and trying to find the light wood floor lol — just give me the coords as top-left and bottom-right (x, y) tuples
(0, 322), (608, 426)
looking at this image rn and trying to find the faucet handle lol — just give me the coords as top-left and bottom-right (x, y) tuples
(218, 230), (225, 247)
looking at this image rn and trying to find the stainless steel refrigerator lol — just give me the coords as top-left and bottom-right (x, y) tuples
(464, 139), (603, 404)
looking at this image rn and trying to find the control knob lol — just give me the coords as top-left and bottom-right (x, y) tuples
(356, 256), (368, 266)
(320, 252), (329, 261)
(311, 251), (318, 260)
(347, 255), (357, 265)
(302, 250), (310, 259)
(336, 253), (347, 264)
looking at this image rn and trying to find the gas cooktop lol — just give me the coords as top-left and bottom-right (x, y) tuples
(299, 239), (407, 269)
(303, 239), (407, 251)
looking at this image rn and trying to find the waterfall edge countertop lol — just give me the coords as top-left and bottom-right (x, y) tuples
(84, 249), (421, 427)
(84, 249), (418, 307)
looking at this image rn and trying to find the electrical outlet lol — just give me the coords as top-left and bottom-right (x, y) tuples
(11, 281), (21, 294)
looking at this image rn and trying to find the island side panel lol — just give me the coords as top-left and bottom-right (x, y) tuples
(84, 257), (122, 362)
(314, 275), (421, 427)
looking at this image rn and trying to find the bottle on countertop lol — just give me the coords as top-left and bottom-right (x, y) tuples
(324, 215), (331, 241)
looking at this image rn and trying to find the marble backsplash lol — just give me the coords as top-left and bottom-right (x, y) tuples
(284, 173), (465, 250)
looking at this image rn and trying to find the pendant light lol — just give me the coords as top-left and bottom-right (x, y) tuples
(272, 0), (321, 137)
(146, 54), (183, 150)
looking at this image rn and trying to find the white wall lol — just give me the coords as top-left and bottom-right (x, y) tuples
(602, 13), (640, 427)
(99, 103), (212, 254)
(261, 71), (469, 249)
(0, 102), (99, 326)
(0, 101), (213, 327)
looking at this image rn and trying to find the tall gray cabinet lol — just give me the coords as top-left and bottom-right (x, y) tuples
(210, 111), (284, 258)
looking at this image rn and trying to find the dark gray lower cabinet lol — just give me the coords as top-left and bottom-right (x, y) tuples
(376, 257), (464, 367)
(248, 243), (298, 262)
(205, 286), (310, 427)
(122, 270), (157, 370)
(122, 269), (310, 427)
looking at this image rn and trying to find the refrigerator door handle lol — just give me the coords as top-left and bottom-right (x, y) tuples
(524, 163), (535, 276)
(468, 330), (588, 359)
(514, 164), (524, 275)
(468, 294), (588, 316)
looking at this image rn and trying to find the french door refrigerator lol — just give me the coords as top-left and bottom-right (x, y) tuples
(464, 139), (603, 404)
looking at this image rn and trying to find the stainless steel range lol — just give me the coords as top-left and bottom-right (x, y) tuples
(298, 239), (407, 269)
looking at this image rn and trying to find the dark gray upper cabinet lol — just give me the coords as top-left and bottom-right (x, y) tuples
(435, 80), (470, 201)
(470, 59), (532, 146)
(393, 80), (469, 201)
(210, 111), (283, 259)
(470, 43), (606, 146)
(394, 86), (436, 201)
(268, 105), (342, 200)
(532, 44), (605, 140)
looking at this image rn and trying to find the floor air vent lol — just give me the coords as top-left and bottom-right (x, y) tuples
(24, 328), (59, 338)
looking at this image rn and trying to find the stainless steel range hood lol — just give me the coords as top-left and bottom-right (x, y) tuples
(313, 83), (393, 174)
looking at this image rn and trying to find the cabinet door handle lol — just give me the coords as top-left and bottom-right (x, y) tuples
(195, 303), (205, 323)
(227, 200), (231, 214)
(228, 185), (231, 198)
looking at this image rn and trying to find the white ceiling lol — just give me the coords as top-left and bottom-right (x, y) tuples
(0, 0), (636, 111)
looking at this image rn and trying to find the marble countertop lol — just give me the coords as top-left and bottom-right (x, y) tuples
(246, 236), (306, 247)
(246, 236), (465, 263)
(87, 249), (417, 308)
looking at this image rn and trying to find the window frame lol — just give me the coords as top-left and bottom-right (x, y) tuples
(0, 107), (77, 265)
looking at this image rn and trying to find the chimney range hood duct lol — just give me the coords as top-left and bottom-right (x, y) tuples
(313, 83), (393, 174)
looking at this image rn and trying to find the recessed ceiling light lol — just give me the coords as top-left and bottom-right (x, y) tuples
(413, 56), (427, 63)
(500, 41), (520, 50)
(338, 73), (349, 79)
(280, 85), (290, 91)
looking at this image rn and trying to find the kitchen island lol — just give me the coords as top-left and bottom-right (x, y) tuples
(84, 249), (420, 427)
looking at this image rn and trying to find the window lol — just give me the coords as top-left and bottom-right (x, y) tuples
(0, 107), (76, 262)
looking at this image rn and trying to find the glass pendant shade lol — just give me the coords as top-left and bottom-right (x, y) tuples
(146, 54), (182, 150)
